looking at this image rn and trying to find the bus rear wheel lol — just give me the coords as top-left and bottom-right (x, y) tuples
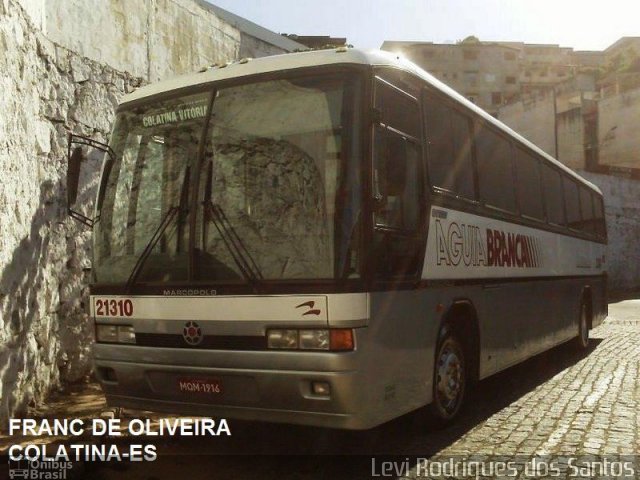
(573, 301), (590, 350)
(427, 325), (466, 425)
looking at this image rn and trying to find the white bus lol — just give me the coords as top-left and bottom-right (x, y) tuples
(67, 48), (607, 429)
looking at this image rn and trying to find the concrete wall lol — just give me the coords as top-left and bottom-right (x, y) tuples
(241, 32), (287, 59)
(496, 101), (640, 292)
(498, 92), (589, 170)
(15, 0), (291, 82)
(579, 171), (640, 292)
(556, 105), (585, 170)
(0, 0), (143, 425)
(598, 88), (640, 169)
(497, 92), (557, 156)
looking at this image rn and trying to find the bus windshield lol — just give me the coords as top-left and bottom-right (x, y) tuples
(94, 73), (362, 286)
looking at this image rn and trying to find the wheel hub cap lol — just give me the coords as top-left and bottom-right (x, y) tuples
(437, 349), (462, 403)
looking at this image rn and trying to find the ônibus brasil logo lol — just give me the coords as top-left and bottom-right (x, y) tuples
(183, 321), (203, 346)
(436, 219), (542, 268)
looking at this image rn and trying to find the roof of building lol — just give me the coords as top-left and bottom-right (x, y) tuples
(120, 48), (600, 192)
(605, 36), (640, 53)
(194, 1), (305, 52)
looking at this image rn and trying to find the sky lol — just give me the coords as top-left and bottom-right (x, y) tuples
(208, 0), (640, 52)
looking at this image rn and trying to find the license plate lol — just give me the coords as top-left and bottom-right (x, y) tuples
(177, 377), (223, 395)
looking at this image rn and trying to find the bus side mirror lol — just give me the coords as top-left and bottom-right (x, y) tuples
(66, 134), (114, 228)
(67, 146), (82, 206)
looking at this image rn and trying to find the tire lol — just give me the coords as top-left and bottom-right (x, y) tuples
(573, 301), (590, 350)
(427, 325), (467, 425)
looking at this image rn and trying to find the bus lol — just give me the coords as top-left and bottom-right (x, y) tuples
(66, 48), (607, 429)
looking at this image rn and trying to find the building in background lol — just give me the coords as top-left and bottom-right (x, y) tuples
(382, 36), (607, 115)
(382, 35), (640, 294)
(383, 36), (640, 173)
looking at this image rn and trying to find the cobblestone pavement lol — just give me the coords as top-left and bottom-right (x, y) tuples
(2, 300), (639, 479)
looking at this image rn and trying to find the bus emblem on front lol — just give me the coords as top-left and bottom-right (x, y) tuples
(296, 301), (321, 316)
(183, 321), (203, 346)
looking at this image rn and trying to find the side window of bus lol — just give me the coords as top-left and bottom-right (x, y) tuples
(542, 165), (566, 226)
(593, 194), (606, 238)
(579, 186), (596, 234)
(514, 148), (544, 220)
(373, 77), (424, 278)
(423, 93), (475, 199)
(475, 124), (516, 212)
(563, 177), (581, 231)
(373, 78), (422, 232)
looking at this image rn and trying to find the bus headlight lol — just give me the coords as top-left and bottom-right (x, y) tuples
(96, 324), (136, 344)
(299, 329), (330, 350)
(267, 329), (298, 349)
(267, 329), (353, 351)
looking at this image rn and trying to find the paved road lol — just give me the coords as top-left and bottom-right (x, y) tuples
(4, 300), (639, 479)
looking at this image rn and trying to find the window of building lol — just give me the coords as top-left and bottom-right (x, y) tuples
(464, 71), (478, 87)
(423, 93), (475, 199)
(475, 124), (516, 212)
(514, 148), (544, 220)
(563, 177), (581, 230)
(505, 76), (517, 85)
(463, 50), (478, 60)
(491, 92), (503, 105)
(542, 165), (565, 225)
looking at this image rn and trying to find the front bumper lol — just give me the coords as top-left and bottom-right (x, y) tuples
(93, 343), (377, 430)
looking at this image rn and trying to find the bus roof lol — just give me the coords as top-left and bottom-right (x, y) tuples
(121, 48), (601, 194)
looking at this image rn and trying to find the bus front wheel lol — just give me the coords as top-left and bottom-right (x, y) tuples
(427, 325), (467, 425)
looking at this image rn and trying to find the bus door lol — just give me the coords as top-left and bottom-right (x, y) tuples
(367, 72), (430, 408)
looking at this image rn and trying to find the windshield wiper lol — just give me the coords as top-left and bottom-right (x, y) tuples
(125, 206), (180, 293)
(126, 165), (191, 292)
(203, 200), (263, 292)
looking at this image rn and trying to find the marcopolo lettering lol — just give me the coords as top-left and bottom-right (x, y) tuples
(436, 219), (542, 268)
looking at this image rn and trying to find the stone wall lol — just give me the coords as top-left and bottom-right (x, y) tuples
(14, 0), (294, 83)
(17, 0), (303, 82)
(16, 0), (241, 82)
(579, 171), (640, 292)
(0, 0), (143, 425)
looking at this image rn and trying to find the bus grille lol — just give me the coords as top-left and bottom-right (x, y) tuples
(133, 333), (266, 350)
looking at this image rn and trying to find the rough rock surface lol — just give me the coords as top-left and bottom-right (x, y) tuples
(0, 0), (143, 426)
